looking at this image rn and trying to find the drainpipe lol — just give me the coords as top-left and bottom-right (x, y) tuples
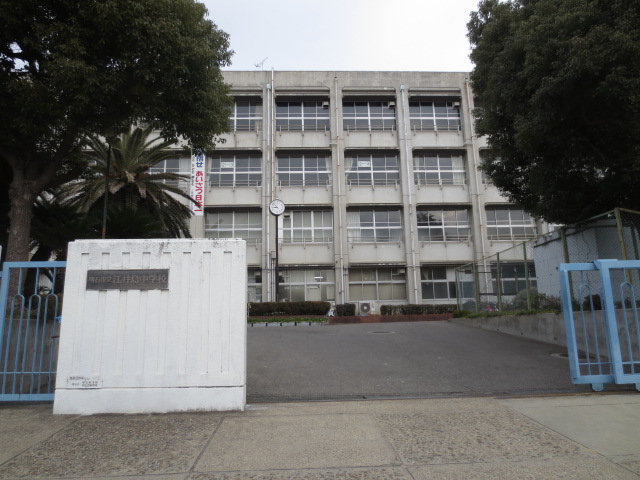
(400, 84), (418, 303)
(465, 77), (489, 302)
(334, 75), (346, 304)
(264, 70), (273, 301)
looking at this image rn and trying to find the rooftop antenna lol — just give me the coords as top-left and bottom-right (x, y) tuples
(255, 57), (268, 70)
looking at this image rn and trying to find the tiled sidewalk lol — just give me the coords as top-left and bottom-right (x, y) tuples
(0, 394), (638, 479)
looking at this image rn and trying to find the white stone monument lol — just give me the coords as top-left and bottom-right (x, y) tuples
(54, 239), (246, 414)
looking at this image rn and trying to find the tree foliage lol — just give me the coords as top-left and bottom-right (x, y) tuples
(468, 0), (640, 224)
(0, 0), (232, 261)
(67, 126), (195, 239)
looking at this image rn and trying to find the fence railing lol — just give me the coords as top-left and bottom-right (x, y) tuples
(455, 208), (640, 313)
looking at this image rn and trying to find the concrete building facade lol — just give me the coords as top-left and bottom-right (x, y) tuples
(160, 71), (550, 313)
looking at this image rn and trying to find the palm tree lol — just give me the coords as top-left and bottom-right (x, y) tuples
(65, 126), (195, 238)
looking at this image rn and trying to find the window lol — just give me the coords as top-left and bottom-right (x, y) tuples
(343, 101), (396, 131)
(278, 269), (335, 302)
(414, 152), (466, 185)
(149, 158), (190, 190)
(282, 210), (333, 243)
(347, 209), (403, 243)
(349, 268), (407, 301)
(248, 268), (262, 302)
(421, 266), (458, 300)
(491, 263), (537, 295)
(345, 153), (399, 186)
(205, 210), (262, 245)
(209, 153), (262, 187)
(409, 100), (461, 131)
(276, 100), (330, 132)
(229, 100), (262, 131)
(480, 169), (493, 185)
(417, 208), (470, 242)
(277, 153), (331, 187)
(486, 207), (537, 241)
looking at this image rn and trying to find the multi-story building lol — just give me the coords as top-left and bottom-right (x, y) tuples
(162, 71), (551, 313)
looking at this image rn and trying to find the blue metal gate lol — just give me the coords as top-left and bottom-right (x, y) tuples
(0, 261), (66, 401)
(559, 259), (640, 392)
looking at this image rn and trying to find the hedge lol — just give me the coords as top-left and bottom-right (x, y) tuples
(248, 301), (331, 316)
(380, 304), (457, 315)
(335, 303), (356, 316)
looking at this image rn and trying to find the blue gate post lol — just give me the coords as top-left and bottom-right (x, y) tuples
(560, 259), (640, 392)
(595, 259), (640, 390)
(0, 261), (66, 401)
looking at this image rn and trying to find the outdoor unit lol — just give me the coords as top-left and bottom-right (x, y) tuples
(322, 100), (329, 108)
(359, 302), (372, 315)
(388, 101), (396, 108)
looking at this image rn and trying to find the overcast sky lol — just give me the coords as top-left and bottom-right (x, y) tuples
(202, 0), (479, 72)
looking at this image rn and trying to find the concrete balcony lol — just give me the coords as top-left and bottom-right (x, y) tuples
(414, 183), (471, 204)
(347, 241), (405, 264)
(277, 185), (333, 206)
(411, 130), (465, 149)
(217, 130), (262, 149)
(345, 184), (403, 205)
(279, 242), (334, 265)
(275, 130), (331, 149)
(205, 186), (262, 207)
(343, 129), (399, 149)
(418, 241), (475, 263)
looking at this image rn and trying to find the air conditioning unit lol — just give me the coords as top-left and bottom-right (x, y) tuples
(359, 302), (372, 315)
(322, 100), (329, 109)
(388, 101), (396, 108)
(452, 101), (461, 107)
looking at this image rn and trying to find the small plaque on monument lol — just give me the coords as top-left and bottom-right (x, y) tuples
(86, 269), (169, 291)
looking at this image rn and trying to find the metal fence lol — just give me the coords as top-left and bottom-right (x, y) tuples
(455, 208), (640, 313)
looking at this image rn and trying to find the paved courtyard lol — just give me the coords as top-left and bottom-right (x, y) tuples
(247, 321), (615, 402)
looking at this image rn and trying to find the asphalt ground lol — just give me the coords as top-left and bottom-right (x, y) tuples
(246, 320), (625, 402)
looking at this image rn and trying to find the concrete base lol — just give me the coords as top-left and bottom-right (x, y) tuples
(53, 386), (245, 415)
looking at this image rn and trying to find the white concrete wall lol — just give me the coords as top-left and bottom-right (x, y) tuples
(54, 239), (247, 414)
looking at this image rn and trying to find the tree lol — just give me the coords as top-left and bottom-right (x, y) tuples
(66, 125), (195, 238)
(468, 0), (640, 224)
(0, 0), (232, 262)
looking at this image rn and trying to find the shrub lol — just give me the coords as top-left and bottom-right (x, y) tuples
(452, 310), (471, 318)
(335, 303), (356, 316)
(380, 304), (457, 315)
(582, 294), (602, 311)
(248, 301), (331, 316)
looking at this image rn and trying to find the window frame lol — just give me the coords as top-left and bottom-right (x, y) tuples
(409, 100), (461, 132)
(275, 100), (330, 132)
(209, 152), (262, 187)
(348, 267), (407, 301)
(282, 210), (333, 244)
(347, 208), (403, 243)
(417, 207), (471, 242)
(229, 99), (263, 132)
(148, 158), (191, 191)
(343, 100), (396, 132)
(276, 152), (332, 187)
(413, 152), (466, 186)
(204, 210), (262, 245)
(485, 207), (537, 241)
(345, 153), (400, 186)
(420, 266), (458, 300)
(278, 269), (336, 302)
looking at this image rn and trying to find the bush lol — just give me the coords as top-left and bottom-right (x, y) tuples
(582, 294), (602, 311)
(335, 303), (356, 316)
(248, 301), (331, 316)
(380, 304), (457, 315)
(452, 310), (471, 318)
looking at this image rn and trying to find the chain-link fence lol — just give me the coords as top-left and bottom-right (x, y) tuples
(455, 208), (640, 313)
